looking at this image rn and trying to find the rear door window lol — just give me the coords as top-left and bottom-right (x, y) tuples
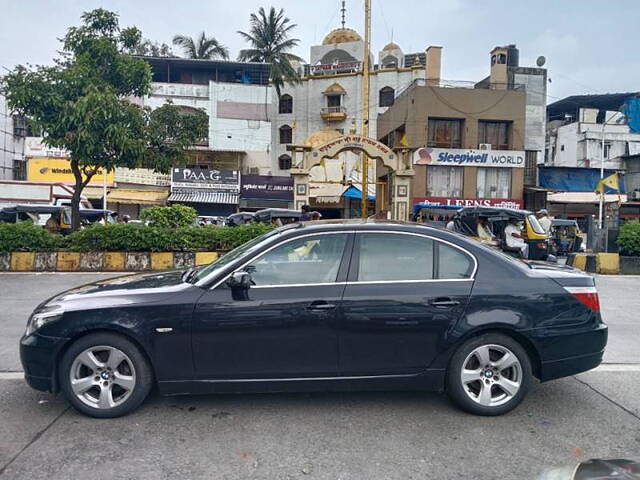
(436, 242), (474, 279)
(357, 233), (434, 281)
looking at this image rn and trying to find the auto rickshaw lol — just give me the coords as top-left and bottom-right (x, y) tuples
(452, 206), (551, 261)
(226, 212), (257, 227)
(550, 218), (584, 255)
(411, 203), (462, 228)
(0, 204), (115, 233)
(253, 208), (302, 226)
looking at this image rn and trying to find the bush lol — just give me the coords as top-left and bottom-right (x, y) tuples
(618, 221), (640, 256)
(0, 222), (62, 252)
(139, 204), (198, 229)
(62, 222), (274, 252)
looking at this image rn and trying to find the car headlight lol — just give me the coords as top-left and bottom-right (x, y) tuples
(26, 306), (64, 336)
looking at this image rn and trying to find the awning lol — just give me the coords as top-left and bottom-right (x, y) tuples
(82, 186), (109, 199)
(547, 192), (627, 204)
(168, 190), (239, 204)
(342, 185), (375, 201)
(107, 189), (168, 205)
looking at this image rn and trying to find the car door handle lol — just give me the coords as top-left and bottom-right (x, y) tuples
(306, 301), (337, 311)
(429, 298), (460, 308)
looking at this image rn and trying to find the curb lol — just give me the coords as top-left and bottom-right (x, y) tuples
(567, 252), (620, 274)
(0, 251), (219, 272)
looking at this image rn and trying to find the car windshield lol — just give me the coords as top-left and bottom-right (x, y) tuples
(189, 227), (282, 284)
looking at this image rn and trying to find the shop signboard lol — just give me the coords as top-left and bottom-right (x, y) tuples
(27, 158), (114, 186)
(414, 196), (524, 209)
(171, 167), (239, 192)
(240, 174), (293, 200)
(413, 147), (525, 168)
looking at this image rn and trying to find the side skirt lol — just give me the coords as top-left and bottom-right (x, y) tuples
(157, 370), (446, 396)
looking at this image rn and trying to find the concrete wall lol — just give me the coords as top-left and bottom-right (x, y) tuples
(513, 69), (546, 164)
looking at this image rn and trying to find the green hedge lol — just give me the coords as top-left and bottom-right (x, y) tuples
(0, 221), (63, 252)
(0, 222), (273, 253)
(618, 221), (640, 256)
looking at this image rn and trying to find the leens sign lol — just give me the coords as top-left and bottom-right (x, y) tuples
(414, 196), (524, 209)
(413, 148), (525, 168)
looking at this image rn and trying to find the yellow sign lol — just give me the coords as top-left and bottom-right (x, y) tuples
(27, 158), (114, 186)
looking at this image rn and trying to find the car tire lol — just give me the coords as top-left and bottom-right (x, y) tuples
(446, 333), (532, 416)
(59, 332), (153, 418)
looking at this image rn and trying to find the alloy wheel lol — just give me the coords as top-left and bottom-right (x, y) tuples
(69, 345), (136, 410)
(460, 344), (522, 407)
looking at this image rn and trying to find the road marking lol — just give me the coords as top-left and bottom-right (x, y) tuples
(592, 363), (640, 372)
(0, 372), (23, 380)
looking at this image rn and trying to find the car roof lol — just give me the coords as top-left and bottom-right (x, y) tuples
(277, 218), (446, 236)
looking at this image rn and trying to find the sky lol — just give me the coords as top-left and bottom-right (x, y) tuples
(1, 0), (639, 103)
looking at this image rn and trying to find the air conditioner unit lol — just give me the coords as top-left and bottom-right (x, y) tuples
(633, 190), (640, 201)
(249, 167), (259, 175)
(478, 143), (492, 151)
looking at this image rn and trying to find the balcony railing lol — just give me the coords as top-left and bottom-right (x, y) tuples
(321, 106), (347, 114)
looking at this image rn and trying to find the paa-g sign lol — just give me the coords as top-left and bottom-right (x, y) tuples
(413, 148), (525, 168)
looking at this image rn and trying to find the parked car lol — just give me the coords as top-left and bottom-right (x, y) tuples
(20, 220), (607, 418)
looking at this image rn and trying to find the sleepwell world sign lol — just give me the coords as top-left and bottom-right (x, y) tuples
(413, 147), (525, 168)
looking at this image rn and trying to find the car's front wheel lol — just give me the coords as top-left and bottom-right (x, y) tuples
(59, 332), (153, 418)
(446, 333), (532, 416)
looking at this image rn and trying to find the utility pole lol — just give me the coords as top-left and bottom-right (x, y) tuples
(360, 0), (371, 218)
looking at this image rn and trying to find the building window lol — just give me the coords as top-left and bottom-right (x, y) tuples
(279, 125), (292, 144)
(524, 151), (537, 186)
(427, 166), (463, 197)
(476, 168), (512, 198)
(327, 94), (341, 108)
(427, 118), (463, 148)
(13, 160), (26, 181)
(478, 120), (510, 150)
(279, 94), (293, 114)
(603, 142), (611, 159)
(379, 87), (395, 107)
(278, 154), (292, 170)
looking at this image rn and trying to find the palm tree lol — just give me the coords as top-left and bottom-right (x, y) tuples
(237, 7), (303, 97)
(172, 32), (229, 60)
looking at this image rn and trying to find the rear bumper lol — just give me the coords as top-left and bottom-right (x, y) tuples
(537, 324), (608, 382)
(20, 332), (69, 393)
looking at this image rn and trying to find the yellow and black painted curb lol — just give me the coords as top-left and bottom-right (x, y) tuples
(566, 252), (620, 274)
(0, 251), (219, 272)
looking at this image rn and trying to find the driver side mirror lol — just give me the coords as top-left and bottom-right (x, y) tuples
(227, 270), (252, 290)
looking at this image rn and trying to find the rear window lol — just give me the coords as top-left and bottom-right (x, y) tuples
(437, 242), (474, 279)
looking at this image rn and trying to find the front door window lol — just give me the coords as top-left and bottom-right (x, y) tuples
(247, 234), (349, 286)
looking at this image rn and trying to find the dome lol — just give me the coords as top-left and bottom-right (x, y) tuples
(322, 28), (362, 45)
(303, 128), (342, 148)
(382, 42), (401, 51)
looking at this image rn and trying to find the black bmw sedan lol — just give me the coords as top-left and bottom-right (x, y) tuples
(20, 220), (607, 418)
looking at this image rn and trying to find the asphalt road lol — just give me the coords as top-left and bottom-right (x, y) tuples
(1, 272), (639, 479)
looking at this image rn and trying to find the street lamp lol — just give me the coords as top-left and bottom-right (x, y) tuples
(598, 110), (624, 229)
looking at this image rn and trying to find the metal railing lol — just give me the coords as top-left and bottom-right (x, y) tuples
(321, 106), (347, 114)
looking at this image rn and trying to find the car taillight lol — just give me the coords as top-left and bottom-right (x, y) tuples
(564, 286), (600, 311)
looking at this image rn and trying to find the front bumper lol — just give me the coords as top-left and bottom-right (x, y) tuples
(20, 332), (69, 393)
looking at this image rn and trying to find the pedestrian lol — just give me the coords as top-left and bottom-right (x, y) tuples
(504, 217), (529, 258)
(45, 212), (61, 234)
(300, 204), (313, 221)
(536, 209), (552, 234)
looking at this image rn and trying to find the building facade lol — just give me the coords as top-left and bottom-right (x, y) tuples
(0, 95), (26, 181)
(377, 46), (539, 211)
(270, 26), (428, 217)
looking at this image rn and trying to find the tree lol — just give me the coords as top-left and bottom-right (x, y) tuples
(172, 32), (230, 60)
(1, 9), (208, 230)
(127, 37), (175, 57)
(237, 7), (303, 97)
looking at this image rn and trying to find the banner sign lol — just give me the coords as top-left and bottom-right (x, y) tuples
(413, 147), (525, 168)
(241, 174), (293, 200)
(171, 167), (239, 192)
(414, 196), (524, 209)
(310, 61), (361, 74)
(27, 158), (114, 186)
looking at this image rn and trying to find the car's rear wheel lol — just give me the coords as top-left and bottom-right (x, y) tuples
(446, 333), (532, 416)
(59, 332), (153, 418)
